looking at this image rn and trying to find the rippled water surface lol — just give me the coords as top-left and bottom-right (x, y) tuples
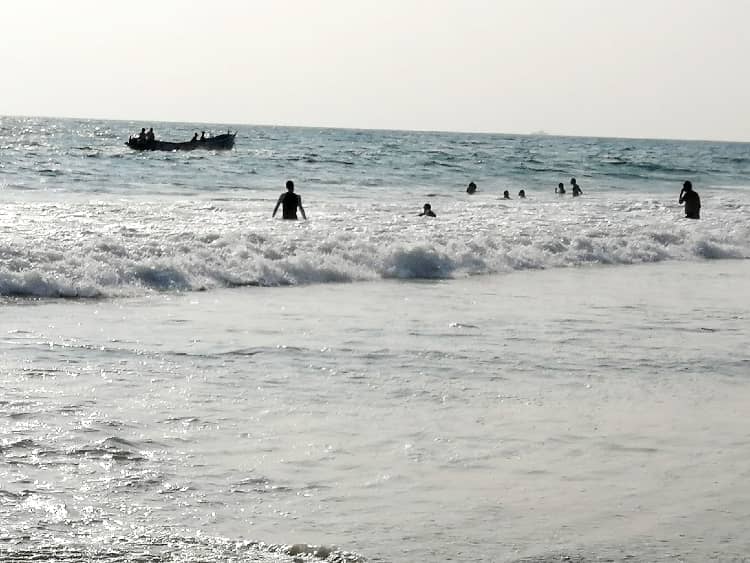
(1, 116), (749, 298)
(1, 117), (749, 561)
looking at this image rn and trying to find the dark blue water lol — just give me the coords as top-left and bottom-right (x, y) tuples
(2, 116), (749, 198)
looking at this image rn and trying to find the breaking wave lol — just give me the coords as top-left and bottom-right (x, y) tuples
(2, 209), (747, 298)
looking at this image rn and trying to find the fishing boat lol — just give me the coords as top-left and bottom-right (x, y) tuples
(126, 132), (236, 151)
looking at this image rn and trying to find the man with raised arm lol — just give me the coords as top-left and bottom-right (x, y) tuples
(679, 181), (701, 219)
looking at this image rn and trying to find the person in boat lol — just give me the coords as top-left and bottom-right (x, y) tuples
(138, 128), (147, 142)
(191, 132), (198, 143)
(503, 190), (511, 199)
(146, 128), (155, 142)
(272, 180), (307, 220)
(518, 189), (526, 198)
(679, 180), (701, 219)
(200, 131), (206, 141)
(556, 182), (566, 194)
(466, 181), (477, 194)
(419, 203), (436, 217)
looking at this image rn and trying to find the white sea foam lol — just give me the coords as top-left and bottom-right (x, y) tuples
(1, 194), (748, 298)
(2, 117), (749, 299)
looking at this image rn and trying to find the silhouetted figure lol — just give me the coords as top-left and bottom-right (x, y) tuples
(191, 132), (198, 143)
(200, 131), (206, 141)
(570, 177), (581, 195)
(146, 128), (155, 142)
(679, 181), (701, 219)
(466, 181), (477, 194)
(518, 189), (526, 198)
(273, 180), (307, 220)
(503, 190), (511, 199)
(138, 128), (146, 141)
(556, 182), (566, 194)
(419, 203), (436, 217)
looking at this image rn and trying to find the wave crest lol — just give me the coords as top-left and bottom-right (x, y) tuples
(2, 201), (748, 298)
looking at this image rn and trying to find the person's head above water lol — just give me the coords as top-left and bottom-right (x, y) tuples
(286, 180), (295, 191)
(518, 189), (526, 198)
(570, 177), (577, 185)
(420, 202), (436, 217)
(503, 190), (510, 199)
(467, 181), (477, 194)
(683, 180), (693, 192)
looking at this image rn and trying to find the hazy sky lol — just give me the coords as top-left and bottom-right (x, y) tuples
(3, 0), (749, 141)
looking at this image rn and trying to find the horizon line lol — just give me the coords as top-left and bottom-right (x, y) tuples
(2, 112), (748, 145)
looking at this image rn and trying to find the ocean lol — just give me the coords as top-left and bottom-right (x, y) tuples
(1, 116), (749, 562)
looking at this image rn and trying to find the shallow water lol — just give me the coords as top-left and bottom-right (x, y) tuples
(1, 116), (749, 298)
(3, 260), (749, 561)
(1, 117), (749, 561)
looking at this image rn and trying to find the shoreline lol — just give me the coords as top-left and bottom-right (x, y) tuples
(2, 256), (749, 305)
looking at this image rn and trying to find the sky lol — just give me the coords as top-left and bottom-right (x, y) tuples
(2, 0), (749, 141)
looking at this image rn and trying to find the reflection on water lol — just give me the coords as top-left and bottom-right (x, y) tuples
(2, 261), (750, 561)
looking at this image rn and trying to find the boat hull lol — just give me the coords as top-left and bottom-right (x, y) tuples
(126, 133), (236, 151)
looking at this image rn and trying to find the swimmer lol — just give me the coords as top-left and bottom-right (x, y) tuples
(272, 180), (307, 220)
(419, 203), (436, 217)
(518, 189), (526, 198)
(570, 177), (582, 195)
(466, 181), (477, 194)
(503, 190), (511, 199)
(556, 182), (566, 194)
(679, 180), (700, 219)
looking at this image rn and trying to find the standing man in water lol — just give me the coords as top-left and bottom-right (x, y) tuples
(273, 180), (307, 220)
(679, 180), (701, 219)
(570, 177), (582, 195)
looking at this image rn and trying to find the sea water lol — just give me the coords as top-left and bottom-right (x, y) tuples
(1, 116), (749, 562)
